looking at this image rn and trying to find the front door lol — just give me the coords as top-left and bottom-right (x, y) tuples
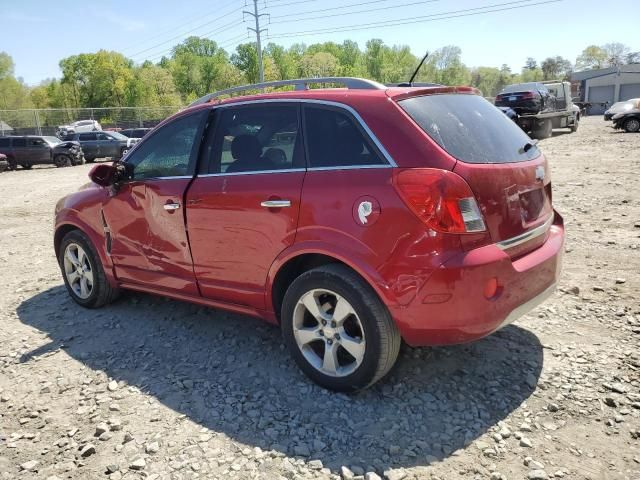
(186, 103), (305, 310)
(102, 109), (208, 295)
(25, 137), (51, 164)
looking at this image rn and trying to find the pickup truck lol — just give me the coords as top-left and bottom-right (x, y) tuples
(495, 81), (580, 139)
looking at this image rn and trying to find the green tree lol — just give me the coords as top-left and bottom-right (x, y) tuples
(299, 52), (339, 78)
(576, 45), (608, 70)
(470, 66), (502, 97)
(0, 52), (14, 80)
(523, 57), (538, 70)
(602, 42), (630, 67)
(231, 43), (260, 84)
(541, 56), (572, 80)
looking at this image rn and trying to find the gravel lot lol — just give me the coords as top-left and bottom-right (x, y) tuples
(1, 116), (639, 480)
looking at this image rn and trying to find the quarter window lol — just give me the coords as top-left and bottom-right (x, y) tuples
(303, 106), (386, 168)
(126, 111), (206, 180)
(0, 138), (11, 147)
(207, 105), (301, 174)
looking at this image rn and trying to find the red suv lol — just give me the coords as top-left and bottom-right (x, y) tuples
(54, 78), (564, 391)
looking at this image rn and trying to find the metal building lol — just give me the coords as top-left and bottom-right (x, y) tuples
(571, 64), (640, 115)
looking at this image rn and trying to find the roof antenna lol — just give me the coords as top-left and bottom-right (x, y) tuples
(399, 51), (429, 87)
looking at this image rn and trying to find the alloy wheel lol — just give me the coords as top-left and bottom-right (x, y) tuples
(63, 243), (94, 299)
(292, 288), (366, 377)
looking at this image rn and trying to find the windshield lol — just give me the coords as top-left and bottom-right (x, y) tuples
(108, 131), (128, 140)
(399, 94), (540, 164)
(44, 136), (61, 145)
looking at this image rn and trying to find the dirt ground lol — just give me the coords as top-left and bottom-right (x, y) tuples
(0, 116), (639, 480)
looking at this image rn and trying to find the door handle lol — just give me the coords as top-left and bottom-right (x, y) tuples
(163, 202), (181, 211)
(261, 200), (291, 208)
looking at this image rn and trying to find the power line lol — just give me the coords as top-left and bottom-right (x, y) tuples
(141, 20), (245, 63)
(270, 0), (441, 24)
(267, 0), (561, 39)
(120, 7), (233, 54)
(128, 5), (245, 60)
(273, 0), (438, 20)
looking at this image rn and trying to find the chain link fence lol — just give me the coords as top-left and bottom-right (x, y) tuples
(0, 106), (184, 137)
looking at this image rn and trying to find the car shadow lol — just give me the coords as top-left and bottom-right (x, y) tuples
(17, 286), (543, 473)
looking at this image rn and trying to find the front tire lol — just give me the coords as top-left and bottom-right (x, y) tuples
(58, 230), (119, 308)
(623, 117), (640, 133)
(54, 155), (71, 168)
(570, 116), (579, 132)
(281, 264), (400, 392)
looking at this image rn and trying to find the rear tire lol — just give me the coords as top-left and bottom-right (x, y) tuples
(58, 230), (119, 308)
(6, 156), (17, 170)
(281, 264), (401, 392)
(85, 157), (95, 163)
(623, 117), (640, 133)
(532, 119), (552, 139)
(21, 164), (33, 169)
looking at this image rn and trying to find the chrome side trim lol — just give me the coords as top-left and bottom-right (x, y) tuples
(496, 215), (554, 251)
(198, 168), (305, 178)
(214, 98), (398, 168)
(307, 164), (392, 172)
(135, 175), (192, 181)
(497, 282), (557, 330)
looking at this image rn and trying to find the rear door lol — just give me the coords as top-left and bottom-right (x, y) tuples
(78, 132), (98, 158)
(399, 94), (553, 256)
(186, 103), (305, 309)
(102, 110), (208, 295)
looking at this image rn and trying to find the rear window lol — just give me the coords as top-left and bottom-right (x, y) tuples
(399, 94), (540, 164)
(501, 83), (546, 93)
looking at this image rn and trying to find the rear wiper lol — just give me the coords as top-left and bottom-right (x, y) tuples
(520, 139), (538, 154)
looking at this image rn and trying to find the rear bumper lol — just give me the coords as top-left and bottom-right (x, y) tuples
(391, 211), (564, 346)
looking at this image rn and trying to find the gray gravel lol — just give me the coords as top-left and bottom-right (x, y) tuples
(0, 116), (639, 479)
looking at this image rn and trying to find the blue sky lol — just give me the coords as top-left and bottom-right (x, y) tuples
(4, 0), (640, 85)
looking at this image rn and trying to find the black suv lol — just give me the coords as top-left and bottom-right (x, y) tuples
(62, 131), (139, 162)
(0, 136), (84, 169)
(120, 127), (152, 139)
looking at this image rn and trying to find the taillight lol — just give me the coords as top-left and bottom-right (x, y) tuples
(521, 92), (535, 99)
(393, 168), (486, 234)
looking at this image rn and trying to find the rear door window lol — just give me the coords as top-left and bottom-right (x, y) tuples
(0, 138), (10, 148)
(207, 104), (302, 174)
(303, 106), (387, 168)
(399, 94), (540, 164)
(79, 133), (97, 141)
(12, 138), (26, 147)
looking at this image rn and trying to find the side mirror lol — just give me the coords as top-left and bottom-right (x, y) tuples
(88, 164), (117, 187)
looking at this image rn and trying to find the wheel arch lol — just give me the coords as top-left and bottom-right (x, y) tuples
(267, 247), (394, 323)
(54, 219), (116, 286)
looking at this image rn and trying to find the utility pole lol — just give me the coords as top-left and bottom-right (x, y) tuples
(244, 0), (268, 83)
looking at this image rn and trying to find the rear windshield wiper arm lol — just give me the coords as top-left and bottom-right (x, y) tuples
(520, 139), (538, 154)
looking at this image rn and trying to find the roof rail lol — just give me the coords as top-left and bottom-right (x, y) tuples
(188, 77), (386, 107)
